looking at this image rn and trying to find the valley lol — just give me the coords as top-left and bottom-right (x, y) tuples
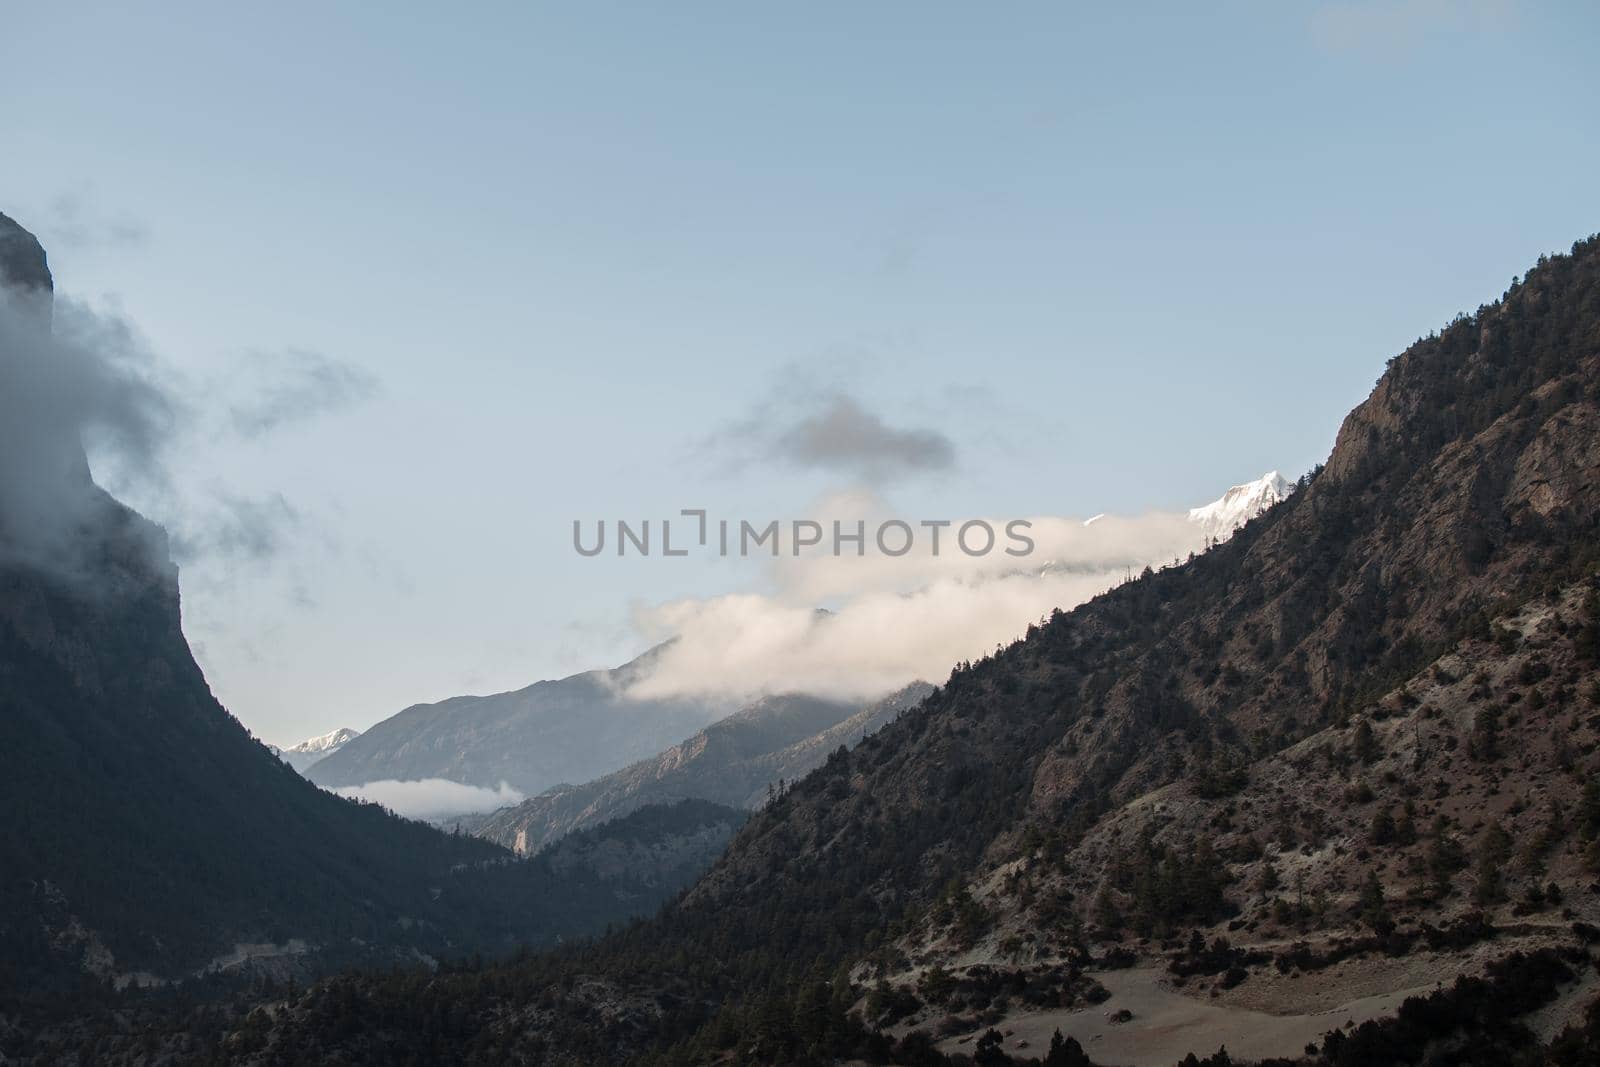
(6, 183), (1600, 1067)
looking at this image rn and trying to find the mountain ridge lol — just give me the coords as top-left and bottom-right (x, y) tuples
(474, 683), (934, 855)
(300, 474), (1291, 801)
(303, 645), (732, 795)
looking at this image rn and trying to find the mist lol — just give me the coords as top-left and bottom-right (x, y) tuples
(0, 283), (177, 577)
(0, 272), (379, 591)
(335, 778), (526, 821)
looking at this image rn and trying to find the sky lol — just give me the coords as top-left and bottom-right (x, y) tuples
(2, 1), (1597, 747)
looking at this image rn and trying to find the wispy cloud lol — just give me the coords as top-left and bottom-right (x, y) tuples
(224, 347), (381, 438)
(39, 191), (148, 251)
(0, 286), (177, 572)
(1, 279), (376, 585)
(170, 491), (301, 564)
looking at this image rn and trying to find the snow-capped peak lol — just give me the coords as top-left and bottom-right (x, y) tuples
(272, 727), (361, 774)
(283, 727), (361, 756)
(1188, 471), (1293, 541)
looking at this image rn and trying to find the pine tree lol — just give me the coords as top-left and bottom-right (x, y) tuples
(975, 1028), (1010, 1066)
(1579, 780), (1600, 841)
(1395, 799), (1418, 845)
(1427, 817), (1466, 896)
(1356, 870), (1393, 935)
(1473, 822), (1513, 905)
(1353, 718), (1379, 763)
(1045, 1028), (1093, 1067)
(1369, 807), (1397, 846)
(1092, 885), (1121, 933)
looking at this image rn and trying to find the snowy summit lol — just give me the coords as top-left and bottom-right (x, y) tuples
(271, 727), (362, 774)
(1188, 470), (1294, 541)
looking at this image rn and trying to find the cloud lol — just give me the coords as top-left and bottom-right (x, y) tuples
(170, 491), (301, 564)
(1, 209), (365, 582)
(334, 778), (525, 821)
(779, 393), (955, 480)
(40, 191), (148, 251)
(224, 347), (380, 438)
(625, 503), (1211, 705)
(718, 388), (956, 485)
(0, 285), (178, 573)
(1310, 0), (1513, 54)
(1, 261), (378, 587)
(773, 494), (1201, 603)
(625, 469), (1295, 705)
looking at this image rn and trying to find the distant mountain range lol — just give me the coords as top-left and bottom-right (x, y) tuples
(268, 726), (360, 773)
(303, 645), (733, 796)
(302, 477), (1292, 806)
(473, 683), (934, 854)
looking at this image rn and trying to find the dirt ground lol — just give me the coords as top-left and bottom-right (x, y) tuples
(938, 966), (1434, 1066)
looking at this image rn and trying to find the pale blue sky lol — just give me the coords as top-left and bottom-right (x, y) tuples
(3, 2), (1596, 743)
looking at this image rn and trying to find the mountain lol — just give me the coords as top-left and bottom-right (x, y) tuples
(269, 726), (360, 773)
(225, 235), (1600, 1065)
(474, 683), (933, 855)
(1187, 469), (1294, 540)
(0, 213), (729, 1000)
(303, 647), (732, 796)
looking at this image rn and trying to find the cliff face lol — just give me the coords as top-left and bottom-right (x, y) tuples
(0, 215), (706, 995)
(0, 211), (52, 292)
(0, 210), (179, 700)
(0, 211), (132, 581)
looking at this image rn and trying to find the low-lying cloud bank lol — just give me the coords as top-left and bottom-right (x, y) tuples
(624, 469), (1298, 706)
(334, 778), (525, 821)
(626, 504), (1220, 705)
